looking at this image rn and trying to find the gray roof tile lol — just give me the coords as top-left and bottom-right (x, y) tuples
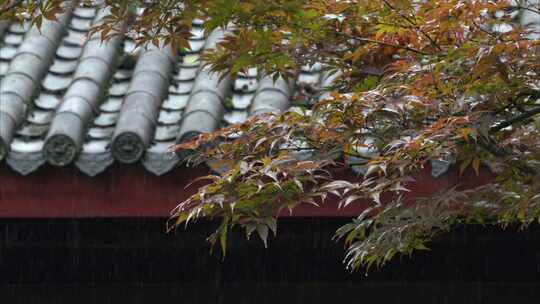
(0, 8), (73, 164)
(430, 159), (454, 178)
(223, 110), (248, 125)
(75, 150), (113, 176)
(155, 125), (181, 141)
(170, 81), (194, 94)
(0, 14), (330, 176)
(0, 94), (26, 125)
(56, 43), (83, 59)
(234, 77), (258, 93)
(73, 6), (97, 19)
(27, 110), (55, 125)
(142, 148), (179, 175)
(88, 126), (115, 139)
(81, 140), (109, 154)
(0, 45), (18, 60)
(3, 33), (23, 46)
(93, 112), (119, 127)
(250, 76), (292, 115)
(111, 44), (176, 164)
(163, 94), (190, 110)
(70, 16), (94, 32)
(231, 92), (254, 110)
(174, 66), (198, 81)
(6, 148), (45, 175)
(177, 47), (231, 141)
(49, 58), (78, 74)
(190, 27), (205, 40)
(99, 97), (123, 112)
(42, 73), (72, 92)
(297, 72), (321, 87)
(158, 110), (183, 125)
(8, 22), (29, 34)
(187, 39), (205, 53)
(109, 81), (130, 96)
(34, 93), (62, 110)
(113, 69), (133, 81)
(10, 138), (44, 153)
(16, 124), (49, 138)
(147, 141), (175, 153)
(7, 52), (43, 78)
(63, 29), (88, 46)
(0, 60), (10, 76)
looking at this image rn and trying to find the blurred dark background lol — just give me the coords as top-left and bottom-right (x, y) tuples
(0, 218), (539, 303)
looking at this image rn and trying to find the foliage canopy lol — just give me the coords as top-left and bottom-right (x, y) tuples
(3, 0), (539, 271)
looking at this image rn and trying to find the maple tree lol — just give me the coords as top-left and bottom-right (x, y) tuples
(2, 0), (539, 271)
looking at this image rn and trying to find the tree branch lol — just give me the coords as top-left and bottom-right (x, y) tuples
(492, 91), (539, 115)
(356, 37), (429, 55)
(490, 105), (540, 133)
(471, 20), (506, 42)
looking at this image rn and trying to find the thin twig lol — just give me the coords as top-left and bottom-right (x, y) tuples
(477, 137), (509, 157)
(381, 0), (442, 51)
(0, 0), (24, 15)
(337, 30), (430, 55)
(515, 5), (540, 16)
(471, 20), (506, 42)
(357, 37), (429, 55)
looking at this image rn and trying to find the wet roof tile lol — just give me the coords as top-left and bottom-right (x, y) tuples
(99, 97), (123, 112)
(0, 45), (17, 60)
(49, 58), (79, 74)
(4, 33), (24, 45)
(0, 7), (405, 178)
(163, 94), (190, 110)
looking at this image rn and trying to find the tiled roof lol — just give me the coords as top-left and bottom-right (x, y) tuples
(0, 4), (326, 176)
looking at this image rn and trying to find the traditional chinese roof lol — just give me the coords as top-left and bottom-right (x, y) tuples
(0, 4), (325, 176)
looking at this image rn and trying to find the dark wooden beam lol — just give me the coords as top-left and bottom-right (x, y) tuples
(0, 163), (493, 218)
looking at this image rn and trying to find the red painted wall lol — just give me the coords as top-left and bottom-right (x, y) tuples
(0, 164), (493, 218)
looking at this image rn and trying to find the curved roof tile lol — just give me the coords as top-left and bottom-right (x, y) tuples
(110, 43), (176, 164)
(0, 8), (74, 162)
(250, 76), (292, 115)
(44, 8), (122, 166)
(2, 13), (441, 178)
